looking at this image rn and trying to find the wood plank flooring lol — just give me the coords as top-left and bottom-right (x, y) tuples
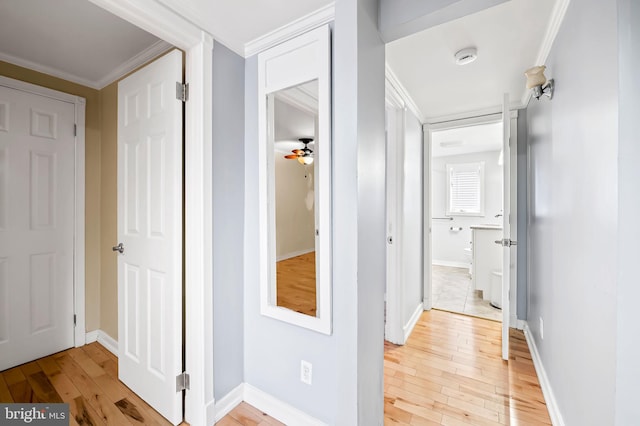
(0, 342), (173, 426)
(222, 310), (551, 425)
(2, 310), (551, 425)
(276, 251), (316, 316)
(383, 310), (551, 425)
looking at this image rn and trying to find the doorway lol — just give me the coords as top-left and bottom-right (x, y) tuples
(429, 121), (504, 322)
(0, 76), (85, 372)
(0, 0), (214, 423)
(423, 110), (519, 358)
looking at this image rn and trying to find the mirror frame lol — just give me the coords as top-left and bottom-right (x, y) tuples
(257, 25), (332, 334)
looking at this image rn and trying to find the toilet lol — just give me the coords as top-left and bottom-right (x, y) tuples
(490, 270), (502, 309)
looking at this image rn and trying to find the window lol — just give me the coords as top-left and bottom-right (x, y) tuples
(446, 162), (485, 216)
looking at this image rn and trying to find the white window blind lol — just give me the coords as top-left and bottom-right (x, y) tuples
(446, 162), (485, 216)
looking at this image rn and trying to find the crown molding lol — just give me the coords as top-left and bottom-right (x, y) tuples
(385, 63), (424, 122)
(244, 3), (335, 58)
(96, 40), (173, 88)
(425, 104), (519, 125)
(88, 0), (201, 49)
(0, 40), (174, 91)
(521, 0), (571, 107)
(0, 51), (100, 90)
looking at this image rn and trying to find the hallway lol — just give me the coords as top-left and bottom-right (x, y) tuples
(1, 310), (551, 425)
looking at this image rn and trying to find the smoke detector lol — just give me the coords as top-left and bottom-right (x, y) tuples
(454, 47), (478, 65)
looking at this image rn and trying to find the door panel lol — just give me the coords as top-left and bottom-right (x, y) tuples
(501, 93), (511, 360)
(0, 84), (75, 371)
(117, 49), (183, 425)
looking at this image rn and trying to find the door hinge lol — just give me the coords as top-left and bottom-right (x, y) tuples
(176, 82), (189, 102)
(74, 124), (77, 136)
(176, 372), (190, 392)
(73, 314), (77, 326)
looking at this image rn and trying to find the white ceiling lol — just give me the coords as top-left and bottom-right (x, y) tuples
(156, 0), (334, 56)
(431, 122), (502, 157)
(386, 0), (558, 121)
(0, 0), (333, 89)
(0, 0), (561, 121)
(0, 0), (169, 89)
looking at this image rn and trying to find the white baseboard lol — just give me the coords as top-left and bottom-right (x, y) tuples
(214, 384), (244, 422)
(432, 260), (470, 269)
(244, 384), (327, 426)
(403, 303), (424, 342)
(206, 397), (217, 426)
(85, 330), (99, 344)
(513, 318), (526, 330)
(523, 323), (565, 426)
(85, 330), (118, 356)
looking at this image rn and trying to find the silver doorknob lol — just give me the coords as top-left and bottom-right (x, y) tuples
(495, 239), (517, 247)
(112, 243), (124, 254)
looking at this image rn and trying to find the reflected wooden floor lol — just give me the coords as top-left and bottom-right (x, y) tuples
(0, 342), (175, 425)
(276, 251), (316, 316)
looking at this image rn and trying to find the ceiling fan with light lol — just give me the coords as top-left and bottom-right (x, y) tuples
(283, 137), (314, 165)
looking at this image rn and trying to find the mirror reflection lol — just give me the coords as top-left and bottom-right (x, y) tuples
(271, 80), (319, 317)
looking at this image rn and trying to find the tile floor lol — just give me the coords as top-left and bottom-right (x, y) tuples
(432, 264), (502, 321)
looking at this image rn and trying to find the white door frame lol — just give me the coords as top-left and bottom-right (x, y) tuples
(87, 1), (214, 424)
(423, 112), (518, 328)
(384, 83), (406, 344)
(0, 75), (86, 348)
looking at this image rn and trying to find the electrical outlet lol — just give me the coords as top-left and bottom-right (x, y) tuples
(300, 360), (312, 385)
(540, 317), (544, 340)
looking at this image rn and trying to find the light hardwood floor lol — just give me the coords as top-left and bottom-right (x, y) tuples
(276, 251), (316, 316)
(1, 310), (550, 425)
(383, 310), (551, 425)
(0, 342), (174, 425)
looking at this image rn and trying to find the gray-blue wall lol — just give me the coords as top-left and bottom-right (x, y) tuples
(516, 112), (527, 320)
(242, 0), (385, 423)
(212, 41), (245, 400)
(525, 0), (619, 423)
(244, 52), (341, 424)
(615, 0), (640, 423)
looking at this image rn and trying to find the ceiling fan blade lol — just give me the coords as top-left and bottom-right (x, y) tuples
(284, 154), (299, 159)
(291, 149), (303, 154)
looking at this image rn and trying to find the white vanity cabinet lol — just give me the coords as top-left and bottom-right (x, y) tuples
(471, 225), (503, 300)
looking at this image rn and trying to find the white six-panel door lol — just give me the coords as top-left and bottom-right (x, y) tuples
(117, 49), (183, 425)
(0, 83), (75, 371)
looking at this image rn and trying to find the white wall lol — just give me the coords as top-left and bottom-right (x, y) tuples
(431, 150), (503, 266)
(615, 0), (640, 423)
(526, 0), (619, 423)
(401, 110), (423, 331)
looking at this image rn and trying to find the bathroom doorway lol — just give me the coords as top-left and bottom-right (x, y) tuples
(429, 120), (504, 322)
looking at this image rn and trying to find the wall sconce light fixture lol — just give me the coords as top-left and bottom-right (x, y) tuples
(525, 65), (554, 100)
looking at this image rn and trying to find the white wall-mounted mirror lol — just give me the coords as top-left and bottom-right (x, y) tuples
(258, 25), (332, 334)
